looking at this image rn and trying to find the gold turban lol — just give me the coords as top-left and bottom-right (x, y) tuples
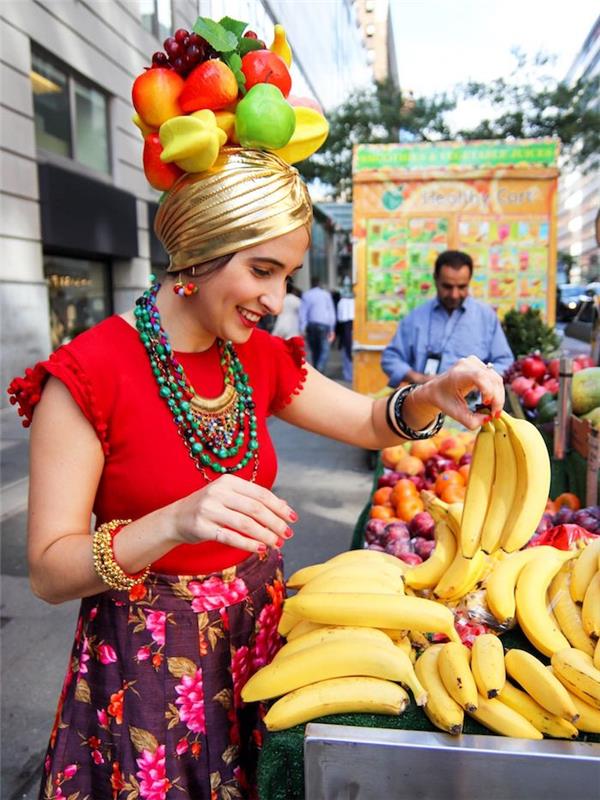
(154, 147), (313, 272)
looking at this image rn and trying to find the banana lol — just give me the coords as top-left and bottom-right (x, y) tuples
(273, 625), (396, 662)
(420, 490), (450, 523)
(415, 645), (464, 735)
(497, 680), (578, 739)
(467, 693), (543, 739)
(278, 608), (301, 637)
(548, 667), (600, 733)
(326, 549), (407, 571)
(471, 633), (505, 698)
(480, 418), (517, 554)
(551, 647), (600, 709)
(297, 573), (404, 597)
(595, 639), (600, 671)
(504, 648), (579, 721)
(404, 519), (457, 591)
(499, 412), (551, 553)
(394, 635), (415, 663)
(433, 548), (488, 602)
(515, 548), (576, 656)
(287, 560), (402, 590)
(437, 642), (478, 712)
(241, 638), (424, 702)
(446, 503), (464, 537)
(283, 592), (461, 643)
(581, 570), (600, 638)
(286, 619), (323, 641)
(263, 676), (410, 731)
(485, 546), (558, 627)
(548, 563), (595, 656)
(459, 422), (495, 557)
(570, 538), (600, 603)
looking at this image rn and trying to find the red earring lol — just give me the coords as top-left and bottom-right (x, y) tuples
(173, 280), (198, 297)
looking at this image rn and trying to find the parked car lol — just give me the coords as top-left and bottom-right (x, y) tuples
(565, 290), (599, 344)
(556, 283), (585, 322)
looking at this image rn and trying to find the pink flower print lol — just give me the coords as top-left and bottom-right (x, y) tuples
(176, 737), (188, 756)
(219, 606), (229, 631)
(98, 643), (117, 664)
(74, 616), (83, 643)
(136, 744), (171, 800)
(251, 603), (283, 670)
(188, 576), (248, 613)
(91, 748), (104, 765)
(79, 637), (91, 675)
(145, 610), (166, 646)
(89, 605), (98, 621)
(97, 708), (109, 728)
(44, 755), (51, 774)
(63, 764), (78, 779)
(174, 668), (206, 734)
(231, 645), (253, 707)
(136, 645), (151, 662)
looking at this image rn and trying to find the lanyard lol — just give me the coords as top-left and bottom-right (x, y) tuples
(426, 303), (465, 357)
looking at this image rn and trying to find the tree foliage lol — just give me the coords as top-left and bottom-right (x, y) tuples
(297, 79), (454, 199)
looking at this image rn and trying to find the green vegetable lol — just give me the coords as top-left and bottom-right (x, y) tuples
(501, 308), (560, 359)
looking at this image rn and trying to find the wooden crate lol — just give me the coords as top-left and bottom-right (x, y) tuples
(570, 414), (592, 459)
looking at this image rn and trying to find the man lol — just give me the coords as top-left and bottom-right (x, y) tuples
(381, 250), (513, 386)
(299, 276), (337, 373)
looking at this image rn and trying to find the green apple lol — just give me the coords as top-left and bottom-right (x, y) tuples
(235, 84), (295, 150)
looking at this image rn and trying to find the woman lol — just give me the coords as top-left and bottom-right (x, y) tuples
(9, 148), (504, 797)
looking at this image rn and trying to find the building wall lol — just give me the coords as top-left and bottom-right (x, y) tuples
(354, 0), (397, 86)
(0, 0), (370, 401)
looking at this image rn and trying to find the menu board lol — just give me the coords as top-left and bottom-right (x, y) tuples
(458, 216), (550, 319)
(366, 217), (449, 321)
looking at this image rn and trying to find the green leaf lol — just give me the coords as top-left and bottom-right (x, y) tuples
(192, 17), (238, 52)
(224, 53), (246, 95)
(238, 38), (263, 57)
(218, 16), (247, 40)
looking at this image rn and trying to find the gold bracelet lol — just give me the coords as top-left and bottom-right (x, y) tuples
(92, 519), (150, 591)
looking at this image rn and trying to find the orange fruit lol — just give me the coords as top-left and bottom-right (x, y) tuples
(409, 440), (438, 461)
(394, 454), (425, 476)
(373, 486), (393, 506)
(440, 483), (466, 504)
(458, 464), (470, 483)
(391, 479), (418, 504)
(434, 469), (463, 496)
(370, 504), (395, 520)
(553, 492), (581, 511)
(395, 495), (425, 523)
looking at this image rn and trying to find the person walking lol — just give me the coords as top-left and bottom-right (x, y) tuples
(337, 287), (355, 383)
(381, 250), (514, 387)
(299, 276), (337, 373)
(7, 37), (506, 799)
(272, 282), (302, 338)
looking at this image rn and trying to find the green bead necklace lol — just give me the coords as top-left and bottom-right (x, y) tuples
(135, 280), (259, 482)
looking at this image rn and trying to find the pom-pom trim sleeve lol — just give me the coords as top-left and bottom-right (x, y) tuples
(269, 335), (308, 413)
(7, 349), (110, 455)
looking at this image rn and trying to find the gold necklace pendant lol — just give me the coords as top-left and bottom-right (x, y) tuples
(189, 383), (237, 415)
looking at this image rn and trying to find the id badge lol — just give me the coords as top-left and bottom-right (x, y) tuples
(424, 353), (441, 376)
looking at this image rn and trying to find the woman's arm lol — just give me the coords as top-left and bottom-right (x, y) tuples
(28, 378), (296, 604)
(275, 356), (505, 449)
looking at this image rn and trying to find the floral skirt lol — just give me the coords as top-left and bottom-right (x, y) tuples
(40, 549), (285, 800)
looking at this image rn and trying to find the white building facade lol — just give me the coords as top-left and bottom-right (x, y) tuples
(0, 0), (370, 398)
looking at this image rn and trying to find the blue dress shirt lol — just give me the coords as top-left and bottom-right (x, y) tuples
(381, 296), (514, 386)
(299, 287), (336, 333)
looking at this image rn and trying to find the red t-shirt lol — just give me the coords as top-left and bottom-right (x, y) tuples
(8, 316), (307, 574)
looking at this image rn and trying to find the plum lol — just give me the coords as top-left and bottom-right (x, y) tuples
(365, 518), (388, 545)
(553, 506), (575, 525)
(384, 537), (413, 558)
(384, 521), (410, 543)
(409, 511), (435, 539)
(413, 537), (436, 559)
(395, 551), (423, 566)
(408, 475), (427, 492)
(535, 512), (555, 535)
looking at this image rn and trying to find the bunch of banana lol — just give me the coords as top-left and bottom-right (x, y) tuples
(570, 538), (600, 642)
(455, 413), (550, 559)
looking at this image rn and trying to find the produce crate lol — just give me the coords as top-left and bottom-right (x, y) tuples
(570, 413), (593, 459)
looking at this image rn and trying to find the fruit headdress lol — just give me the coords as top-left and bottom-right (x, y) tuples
(132, 15), (329, 193)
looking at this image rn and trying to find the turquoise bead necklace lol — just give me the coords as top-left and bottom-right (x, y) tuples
(134, 279), (259, 482)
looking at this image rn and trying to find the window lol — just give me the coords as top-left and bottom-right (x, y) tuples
(44, 255), (111, 349)
(366, 23), (376, 37)
(365, 0), (376, 11)
(140, 0), (172, 42)
(31, 48), (110, 174)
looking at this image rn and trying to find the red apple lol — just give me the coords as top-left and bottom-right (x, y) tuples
(179, 60), (238, 113)
(241, 49), (292, 97)
(143, 133), (183, 191)
(542, 377), (559, 394)
(132, 68), (184, 128)
(522, 384), (547, 409)
(511, 376), (535, 396)
(575, 355), (595, 369)
(548, 358), (560, 379)
(521, 355), (547, 381)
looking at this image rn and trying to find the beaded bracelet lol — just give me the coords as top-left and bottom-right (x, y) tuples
(92, 519), (150, 591)
(385, 384), (445, 441)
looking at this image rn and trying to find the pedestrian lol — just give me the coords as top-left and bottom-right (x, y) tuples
(381, 250), (514, 387)
(7, 88), (506, 800)
(337, 287), (355, 383)
(299, 276), (336, 373)
(272, 282), (302, 338)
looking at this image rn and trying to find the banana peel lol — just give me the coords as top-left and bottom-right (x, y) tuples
(272, 106), (329, 164)
(159, 110), (227, 172)
(270, 24), (292, 67)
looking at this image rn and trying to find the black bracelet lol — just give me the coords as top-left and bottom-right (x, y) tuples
(386, 384), (445, 440)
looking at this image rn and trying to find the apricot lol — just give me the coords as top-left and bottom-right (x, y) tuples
(410, 440), (437, 461)
(394, 454), (425, 476)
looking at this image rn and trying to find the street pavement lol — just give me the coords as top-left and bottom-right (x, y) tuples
(0, 332), (591, 798)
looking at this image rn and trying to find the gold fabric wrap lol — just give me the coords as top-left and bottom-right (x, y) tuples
(154, 148), (313, 272)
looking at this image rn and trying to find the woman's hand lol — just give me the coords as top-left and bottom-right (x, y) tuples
(418, 356), (505, 430)
(169, 474), (297, 553)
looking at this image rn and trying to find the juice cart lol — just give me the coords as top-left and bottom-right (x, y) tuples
(352, 139), (560, 395)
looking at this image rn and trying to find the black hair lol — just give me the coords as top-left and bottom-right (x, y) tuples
(434, 250), (473, 278)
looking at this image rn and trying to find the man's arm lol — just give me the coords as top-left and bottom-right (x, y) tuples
(487, 314), (514, 374)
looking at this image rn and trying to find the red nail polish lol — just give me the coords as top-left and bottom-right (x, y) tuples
(483, 415), (492, 424)
(288, 510), (298, 522)
(494, 410), (502, 419)
(283, 527), (294, 539)
(275, 537), (284, 548)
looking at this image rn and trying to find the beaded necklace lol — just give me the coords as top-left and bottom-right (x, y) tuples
(134, 280), (259, 482)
